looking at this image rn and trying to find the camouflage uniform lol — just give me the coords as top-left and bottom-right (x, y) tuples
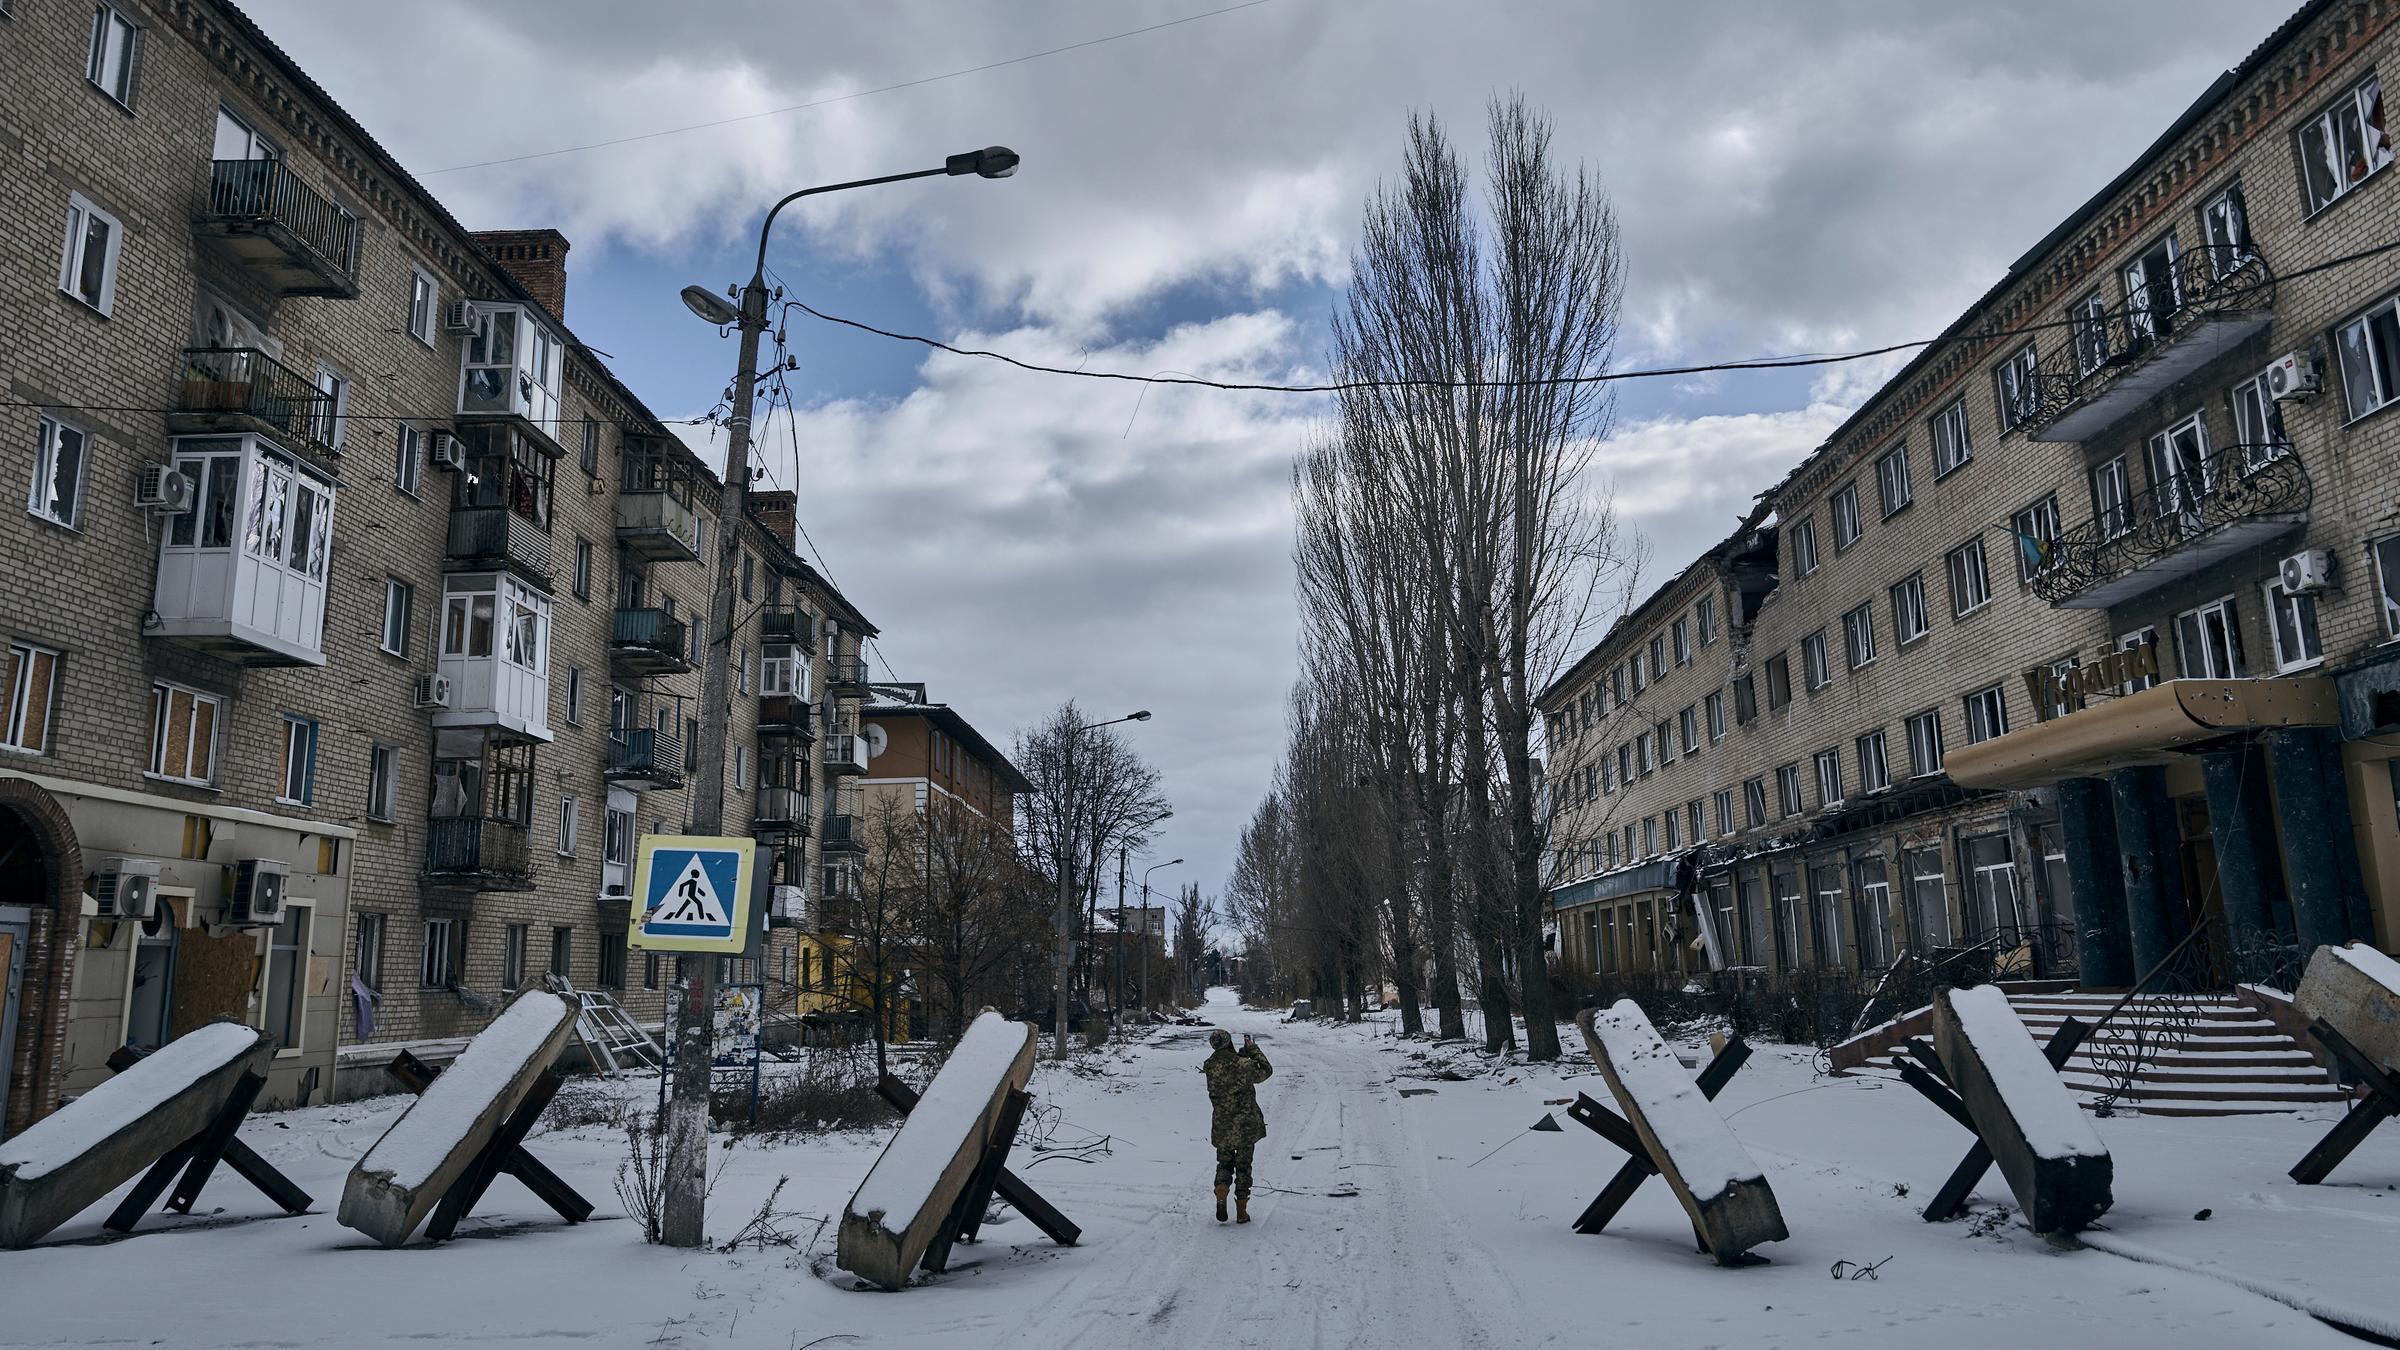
(1203, 1037), (1273, 1196)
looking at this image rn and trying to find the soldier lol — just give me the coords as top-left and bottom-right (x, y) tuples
(1202, 1029), (1273, 1223)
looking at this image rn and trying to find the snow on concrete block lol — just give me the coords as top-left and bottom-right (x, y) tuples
(1577, 1001), (1786, 1264)
(0, 1022), (268, 1248)
(339, 989), (577, 1247)
(840, 1010), (1035, 1289)
(2296, 943), (2400, 1072)
(1932, 984), (2111, 1235)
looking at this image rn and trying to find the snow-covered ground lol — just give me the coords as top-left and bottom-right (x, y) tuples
(3, 989), (2396, 1348)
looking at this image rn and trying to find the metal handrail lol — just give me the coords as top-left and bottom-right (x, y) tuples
(204, 159), (361, 274)
(176, 346), (334, 451)
(611, 607), (689, 656)
(2025, 241), (2275, 425)
(2030, 441), (2310, 603)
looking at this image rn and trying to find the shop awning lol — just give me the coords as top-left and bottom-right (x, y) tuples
(1944, 676), (2338, 790)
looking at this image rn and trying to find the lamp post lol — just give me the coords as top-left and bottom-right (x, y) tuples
(1138, 857), (1182, 1019)
(1054, 710), (1149, 1059)
(661, 146), (1017, 1250)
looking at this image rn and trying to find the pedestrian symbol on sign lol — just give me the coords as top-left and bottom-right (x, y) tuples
(628, 835), (756, 953)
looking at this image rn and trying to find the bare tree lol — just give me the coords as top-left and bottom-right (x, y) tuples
(1014, 701), (1170, 1015)
(909, 793), (1046, 1043)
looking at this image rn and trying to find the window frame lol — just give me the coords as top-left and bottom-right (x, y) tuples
(354, 911), (386, 994)
(366, 742), (397, 823)
(557, 792), (579, 857)
(2297, 71), (2391, 216)
(1994, 342), (2040, 432)
(1829, 481), (1863, 551)
(2373, 535), (2400, 641)
(1906, 709), (1944, 779)
(1842, 600), (1877, 670)
(422, 918), (457, 989)
(1875, 443), (1913, 518)
(407, 268), (438, 346)
(2262, 579), (2324, 673)
(380, 577), (412, 658)
(1813, 748), (1844, 809)
(2010, 494), (2062, 584)
(28, 414), (90, 530)
(1775, 762), (1804, 818)
(3, 643), (60, 755)
(1946, 537), (1992, 617)
(1930, 397), (1973, 477)
(2173, 593), (2248, 679)
(2090, 455), (2131, 541)
(275, 714), (318, 805)
(1856, 729), (1890, 795)
(1801, 630), (1832, 691)
(85, 4), (141, 107)
(1704, 690), (1726, 743)
(147, 681), (221, 786)
(393, 424), (423, 498)
(1765, 653), (1791, 710)
(1889, 573), (1929, 646)
(1963, 684), (2010, 745)
(2335, 290), (2400, 423)
(58, 192), (123, 317)
(1789, 515), (1820, 577)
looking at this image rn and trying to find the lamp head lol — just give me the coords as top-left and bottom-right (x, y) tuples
(680, 284), (740, 326)
(1127, 709), (1152, 722)
(946, 145), (1021, 179)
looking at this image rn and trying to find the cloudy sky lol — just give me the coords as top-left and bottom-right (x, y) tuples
(249, 0), (2286, 895)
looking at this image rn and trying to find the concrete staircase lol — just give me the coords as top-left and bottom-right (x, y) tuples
(1863, 989), (2350, 1118)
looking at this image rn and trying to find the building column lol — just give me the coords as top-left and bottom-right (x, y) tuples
(2109, 765), (2189, 978)
(2056, 776), (2131, 987)
(2266, 726), (2369, 954)
(2200, 741), (2286, 984)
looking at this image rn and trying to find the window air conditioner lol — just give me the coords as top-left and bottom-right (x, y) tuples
(440, 299), (479, 334)
(429, 431), (467, 471)
(230, 858), (289, 926)
(2279, 549), (2333, 594)
(2267, 351), (2321, 401)
(134, 464), (195, 514)
(413, 673), (454, 708)
(93, 858), (162, 921)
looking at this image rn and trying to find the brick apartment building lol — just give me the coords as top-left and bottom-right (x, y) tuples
(0, 0), (885, 1135)
(1541, 0), (2400, 995)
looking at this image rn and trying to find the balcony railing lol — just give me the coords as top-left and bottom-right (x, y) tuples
(826, 656), (872, 692)
(753, 786), (811, 833)
(195, 159), (362, 296)
(757, 694), (815, 740)
(423, 816), (535, 891)
(614, 489), (700, 564)
(171, 348), (334, 456)
(820, 812), (867, 854)
(610, 608), (691, 675)
(445, 504), (556, 586)
(2024, 242), (2275, 442)
(604, 728), (684, 791)
(2031, 442), (2310, 608)
(760, 608), (809, 640)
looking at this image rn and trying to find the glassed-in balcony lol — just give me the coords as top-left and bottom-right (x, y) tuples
(193, 159), (362, 297)
(2031, 442), (2310, 608)
(2025, 242), (2275, 443)
(821, 733), (869, 777)
(149, 436), (332, 667)
(446, 424), (557, 588)
(610, 608), (691, 677)
(434, 574), (554, 742)
(169, 348), (336, 459)
(422, 817), (534, 892)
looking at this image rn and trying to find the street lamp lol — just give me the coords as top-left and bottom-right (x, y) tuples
(1054, 710), (1149, 1059)
(1137, 857), (1182, 1020)
(657, 147), (1017, 1251)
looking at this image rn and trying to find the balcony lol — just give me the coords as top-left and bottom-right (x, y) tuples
(827, 656), (872, 697)
(610, 608), (691, 677)
(2025, 243), (2275, 443)
(422, 817), (535, 892)
(193, 159), (362, 297)
(2031, 443), (2311, 609)
(767, 883), (807, 930)
(604, 728), (684, 792)
(820, 812), (867, 855)
(760, 607), (810, 641)
(617, 446), (702, 563)
(753, 786), (811, 835)
(445, 505), (555, 588)
(433, 575), (554, 742)
(757, 694), (815, 742)
(822, 733), (869, 777)
(170, 348), (336, 460)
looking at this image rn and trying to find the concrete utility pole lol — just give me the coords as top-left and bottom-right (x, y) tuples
(1052, 711), (1150, 1059)
(663, 148), (1018, 1249)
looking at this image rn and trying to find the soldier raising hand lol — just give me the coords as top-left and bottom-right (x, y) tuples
(1202, 1029), (1273, 1224)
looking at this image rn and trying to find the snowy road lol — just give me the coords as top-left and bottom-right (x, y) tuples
(3, 989), (2397, 1348)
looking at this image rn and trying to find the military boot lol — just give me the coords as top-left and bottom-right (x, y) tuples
(1214, 1185), (1229, 1222)
(1235, 1193), (1251, 1224)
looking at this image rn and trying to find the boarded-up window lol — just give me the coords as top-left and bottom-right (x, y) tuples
(149, 683), (219, 784)
(4, 643), (59, 752)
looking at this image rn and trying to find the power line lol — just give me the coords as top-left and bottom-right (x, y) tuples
(781, 235), (2400, 394)
(422, 0), (1276, 175)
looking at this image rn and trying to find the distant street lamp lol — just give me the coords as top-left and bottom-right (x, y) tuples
(1137, 857), (1183, 1019)
(658, 146), (1018, 1251)
(1054, 710), (1149, 1059)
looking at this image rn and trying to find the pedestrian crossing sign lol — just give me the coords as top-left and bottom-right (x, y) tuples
(629, 834), (757, 953)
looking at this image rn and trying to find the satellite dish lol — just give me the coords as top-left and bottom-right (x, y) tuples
(863, 723), (889, 759)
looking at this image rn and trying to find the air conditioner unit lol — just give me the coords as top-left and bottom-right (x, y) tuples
(440, 298), (479, 334)
(413, 673), (453, 709)
(133, 464), (194, 514)
(2279, 548), (2333, 594)
(2267, 351), (2322, 401)
(230, 858), (289, 927)
(93, 858), (162, 921)
(429, 431), (467, 471)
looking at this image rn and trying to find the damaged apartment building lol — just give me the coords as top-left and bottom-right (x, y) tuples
(1541, 0), (2400, 1014)
(0, 0), (889, 1135)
